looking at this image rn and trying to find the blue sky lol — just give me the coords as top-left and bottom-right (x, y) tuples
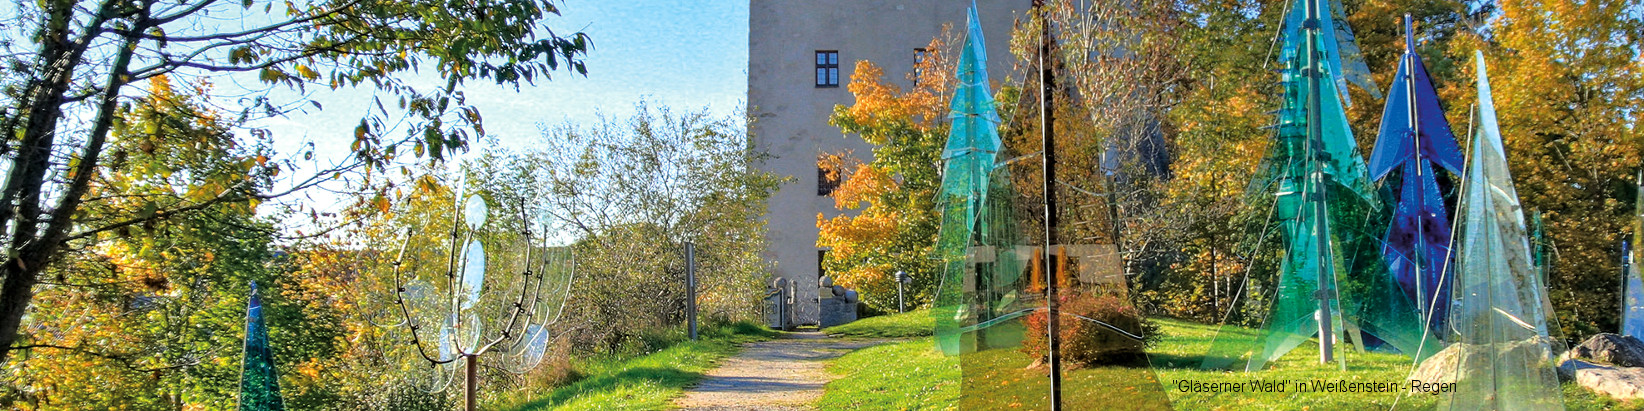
(248, 1), (750, 210)
(468, 0), (751, 140)
(259, 0), (748, 148)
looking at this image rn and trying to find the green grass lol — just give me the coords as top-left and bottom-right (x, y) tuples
(496, 322), (777, 410)
(1566, 380), (1644, 411)
(1151, 318), (1638, 410)
(818, 339), (960, 410)
(1149, 317), (1433, 410)
(824, 308), (935, 338)
(820, 317), (1637, 410)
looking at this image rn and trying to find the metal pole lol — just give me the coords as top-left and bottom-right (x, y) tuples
(1623, 239), (1631, 330)
(1303, 0), (1335, 365)
(1034, 0), (1063, 407)
(687, 242), (698, 341)
(465, 354), (477, 411)
(1404, 13), (1432, 334)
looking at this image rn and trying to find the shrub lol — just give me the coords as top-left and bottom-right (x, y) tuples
(1021, 290), (1161, 366)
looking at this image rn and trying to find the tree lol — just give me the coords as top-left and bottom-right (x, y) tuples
(0, 0), (589, 365)
(1444, 0), (1643, 339)
(1014, 0), (1187, 300)
(817, 36), (954, 313)
(1142, 0), (1290, 321)
(1128, 0), (1478, 320)
(515, 102), (783, 352)
(5, 76), (348, 409)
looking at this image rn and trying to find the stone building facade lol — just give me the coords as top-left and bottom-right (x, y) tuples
(748, 1), (1024, 325)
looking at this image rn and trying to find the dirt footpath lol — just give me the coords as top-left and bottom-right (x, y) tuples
(673, 332), (885, 410)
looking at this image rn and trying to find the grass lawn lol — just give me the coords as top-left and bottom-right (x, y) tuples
(1150, 317), (1433, 410)
(818, 338), (960, 410)
(820, 316), (1638, 410)
(825, 308), (935, 338)
(495, 322), (777, 410)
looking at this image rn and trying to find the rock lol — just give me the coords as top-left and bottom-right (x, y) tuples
(1558, 334), (1644, 401)
(1565, 333), (1644, 368)
(1560, 359), (1644, 401)
(1409, 343), (1461, 387)
(1409, 337), (1561, 390)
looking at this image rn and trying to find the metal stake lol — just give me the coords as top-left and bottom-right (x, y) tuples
(465, 354), (477, 411)
(687, 242), (698, 341)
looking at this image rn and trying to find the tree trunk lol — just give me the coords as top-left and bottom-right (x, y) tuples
(0, 8), (132, 364)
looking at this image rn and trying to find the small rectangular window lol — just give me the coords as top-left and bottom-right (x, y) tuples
(818, 249), (829, 279)
(816, 50), (839, 88)
(817, 163), (841, 196)
(913, 48), (929, 85)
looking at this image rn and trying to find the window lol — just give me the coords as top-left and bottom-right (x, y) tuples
(818, 249), (829, 279)
(817, 163), (841, 196)
(815, 50), (839, 88)
(913, 48), (930, 85)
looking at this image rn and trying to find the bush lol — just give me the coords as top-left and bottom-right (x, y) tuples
(1021, 291), (1161, 366)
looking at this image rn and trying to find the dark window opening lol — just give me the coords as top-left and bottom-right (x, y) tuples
(818, 158), (841, 196)
(818, 249), (829, 279)
(913, 48), (929, 85)
(816, 50), (839, 88)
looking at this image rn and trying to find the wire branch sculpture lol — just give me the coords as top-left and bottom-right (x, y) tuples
(380, 184), (575, 403)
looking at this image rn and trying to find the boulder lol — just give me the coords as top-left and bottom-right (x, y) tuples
(1408, 343), (1460, 387)
(1565, 333), (1644, 368)
(1560, 359), (1644, 401)
(1409, 337), (1561, 390)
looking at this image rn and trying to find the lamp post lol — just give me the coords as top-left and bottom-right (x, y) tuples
(385, 181), (575, 411)
(895, 271), (911, 313)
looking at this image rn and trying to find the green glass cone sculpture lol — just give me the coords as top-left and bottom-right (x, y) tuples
(239, 282), (285, 410)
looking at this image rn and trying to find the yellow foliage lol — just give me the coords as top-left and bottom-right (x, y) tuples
(830, 164), (896, 210)
(839, 37), (952, 140)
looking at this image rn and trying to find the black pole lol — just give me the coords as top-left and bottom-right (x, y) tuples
(1034, 0), (1063, 408)
(687, 242), (698, 341)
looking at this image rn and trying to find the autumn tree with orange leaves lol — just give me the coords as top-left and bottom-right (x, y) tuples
(817, 36), (957, 313)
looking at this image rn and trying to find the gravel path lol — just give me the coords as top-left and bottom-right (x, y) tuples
(673, 332), (886, 410)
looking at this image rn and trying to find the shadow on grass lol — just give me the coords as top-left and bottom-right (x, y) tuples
(506, 366), (705, 410)
(499, 321), (777, 411)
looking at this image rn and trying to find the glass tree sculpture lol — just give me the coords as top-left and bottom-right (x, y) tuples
(238, 282), (285, 411)
(1437, 51), (1565, 411)
(933, 3), (1008, 357)
(1204, 0), (1428, 372)
(1367, 15), (1465, 343)
(382, 183), (575, 411)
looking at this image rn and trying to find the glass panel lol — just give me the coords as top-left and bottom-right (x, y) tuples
(936, 7), (1170, 409)
(817, 68), (826, 85)
(464, 195), (487, 231)
(1438, 52), (1565, 411)
(461, 239), (486, 309)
